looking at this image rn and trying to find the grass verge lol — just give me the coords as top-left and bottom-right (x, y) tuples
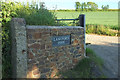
(58, 48), (106, 78)
(86, 24), (118, 36)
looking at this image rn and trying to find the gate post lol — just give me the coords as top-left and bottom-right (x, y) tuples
(11, 18), (27, 78)
(79, 14), (85, 27)
(79, 14), (86, 57)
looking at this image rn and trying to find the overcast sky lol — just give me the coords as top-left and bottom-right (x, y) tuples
(13, 0), (119, 9)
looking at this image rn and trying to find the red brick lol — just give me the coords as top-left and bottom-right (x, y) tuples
(66, 53), (71, 58)
(32, 49), (37, 53)
(45, 44), (52, 49)
(33, 32), (42, 39)
(50, 62), (56, 67)
(30, 44), (41, 49)
(57, 53), (64, 57)
(32, 69), (40, 75)
(65, 60), (70, 64)
(52, 29), (57, 31)
(72, 39), (79, 45)
(42, 32), (50, 35)
(48, 55), (54, 60)
(81, 44), (84, 49)
(28, 52), (34, 59)
(41, 44), (45, 49)
(74, 39), (78, 43)
(73, 58), (78, 63)
(32, 64), (38, 70)
(50, 68), (58, 78)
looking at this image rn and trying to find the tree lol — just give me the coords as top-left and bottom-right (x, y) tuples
(93, 3), (98, 10)
(107, 5), (109, 9)
(87, 2), (98, 11)
(101, 5), (109, 11)
(75, 2), (81, 11)
(75, 2), (98, 11)
(101, 5), (104, 11)
(40, 2), (45, 9)
(87, 2), (93, 10)
(81, 3), (84, 11)
(83, 2), (87, 11)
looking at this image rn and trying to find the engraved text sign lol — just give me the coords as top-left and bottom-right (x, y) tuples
(52, 35), (70, 47)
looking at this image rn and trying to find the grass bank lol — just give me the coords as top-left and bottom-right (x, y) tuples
(58, 48), (106, 78)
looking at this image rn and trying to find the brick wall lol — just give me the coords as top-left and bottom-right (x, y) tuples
(11, 18), (85, 78)
(26, 26), (85, 78)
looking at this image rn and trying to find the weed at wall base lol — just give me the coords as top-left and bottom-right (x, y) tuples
(58, 48), (105, 78)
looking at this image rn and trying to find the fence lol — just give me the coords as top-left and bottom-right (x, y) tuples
(56, 14), (85, 27)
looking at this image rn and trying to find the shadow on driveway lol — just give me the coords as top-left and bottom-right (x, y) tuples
(87, 42), (119, 78)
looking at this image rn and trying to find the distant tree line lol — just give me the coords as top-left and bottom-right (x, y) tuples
(101, 5), (109, 11)
(75, 2), (109, 11)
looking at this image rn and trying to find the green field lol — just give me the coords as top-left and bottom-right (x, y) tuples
(55, 11), (118, 26)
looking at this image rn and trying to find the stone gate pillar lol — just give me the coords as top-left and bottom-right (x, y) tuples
(11, 18), (27, 78)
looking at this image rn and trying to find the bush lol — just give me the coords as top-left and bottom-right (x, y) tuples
(1, 1), (57, 78)
(1, 2), (15, 78)
(16, 2), (56, 25)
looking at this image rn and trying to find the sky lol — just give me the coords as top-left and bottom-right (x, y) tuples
(13, 0), (119, 10)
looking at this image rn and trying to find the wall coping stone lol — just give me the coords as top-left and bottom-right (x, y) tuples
(26, 25), (83, 29)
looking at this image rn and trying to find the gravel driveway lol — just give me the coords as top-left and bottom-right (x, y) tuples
(86, 34), (118, 78)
